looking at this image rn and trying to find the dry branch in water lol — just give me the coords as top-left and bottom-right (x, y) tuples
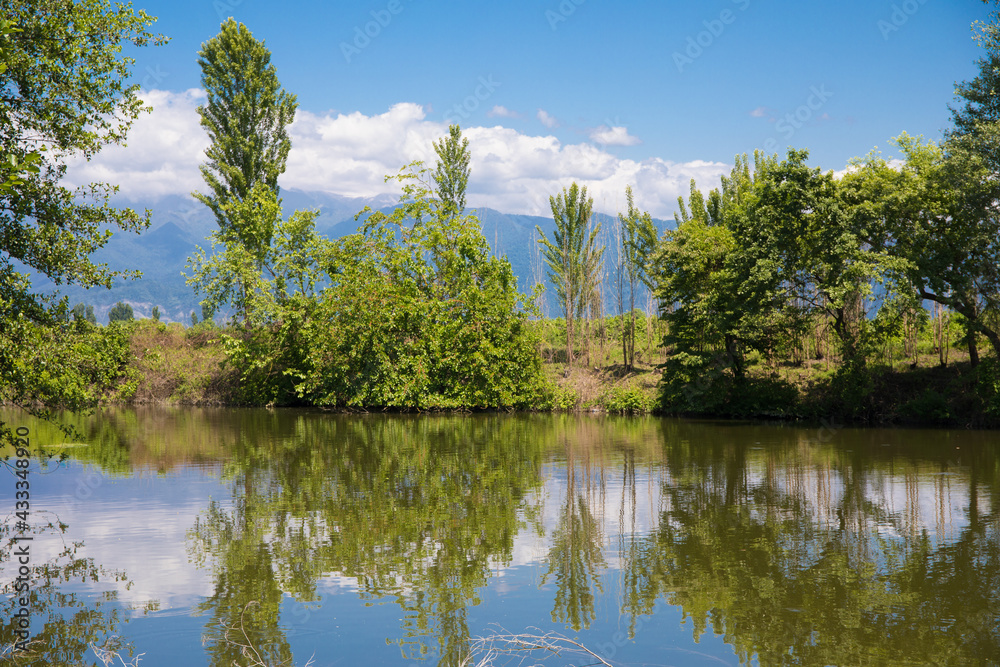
(462, 626), (613, 667)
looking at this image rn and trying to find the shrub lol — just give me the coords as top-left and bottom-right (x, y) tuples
(602, 385), (652, 414)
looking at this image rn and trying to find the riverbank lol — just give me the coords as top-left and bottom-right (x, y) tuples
(113, 319), (999, 427)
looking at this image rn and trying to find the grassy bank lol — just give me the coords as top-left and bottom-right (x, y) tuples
(102, 317), (1000, 427)
(117, 318), (663, 413)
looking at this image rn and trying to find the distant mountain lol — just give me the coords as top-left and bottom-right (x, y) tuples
(31, 191), (673, 323)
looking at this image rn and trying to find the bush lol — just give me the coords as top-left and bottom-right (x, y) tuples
(537, 383), (579, 411)
(725, 376), (799, 418)
(108, 301), (134, 323)
(898, 388), (953, 424)
(602, 385), (652, 414)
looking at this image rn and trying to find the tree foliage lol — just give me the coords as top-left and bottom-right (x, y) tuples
(71, 302), (97, 325)
(289, 164), (544, 409)
(617, 185), (657, 370)
(0, 0), (162, 444)
(654, 150), (908, 415)
(536, 183), (603, 368)
(849, 133), (1000, 366)
(432, 123), (470, 218)
(193, 18), (297, 246)
(107, 301), (134, 322)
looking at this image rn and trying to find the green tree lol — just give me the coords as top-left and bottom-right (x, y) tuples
(617, 185), (658, 370)
(731, 149), (896, 368)
(949, 1), (1000, 165)
(201, 302), (214, 325)
(0, 0), (162, 445)
(190, 20), (299, 324)
(656, 158), (760, 386)
(926, 5), (1000, 365)
(432, 123), (470, 218)
(194, 18), (298, 316)
(71, 303), (97, 325)
(151, 305), (160, 322)
(108, 301), (134, 323)
(193, 18), (297, 250)
(536, 183), (603, 368)
(0, 20), (41, 194)
(195, 185), (330, 403)
(850, 134), (1000, 366)
(289, 163), (544, 409)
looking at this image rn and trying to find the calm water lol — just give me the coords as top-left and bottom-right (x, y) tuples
(1, 408), (999, 666)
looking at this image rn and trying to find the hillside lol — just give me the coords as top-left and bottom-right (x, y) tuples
(32, 190), (672, 323)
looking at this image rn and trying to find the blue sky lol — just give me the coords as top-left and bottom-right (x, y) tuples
(81, 0), (991, 218)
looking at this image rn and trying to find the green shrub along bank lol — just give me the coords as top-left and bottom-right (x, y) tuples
(62, 307), (1000, 428)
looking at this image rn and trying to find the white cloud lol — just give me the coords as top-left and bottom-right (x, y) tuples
(749, 106), (770, 118)
(63, 90), (732, 219)
(537, 108), (559, 129)
(63, 88), (209, 200)
(588, 125), (641, 147)
(487, 105), (519, 119)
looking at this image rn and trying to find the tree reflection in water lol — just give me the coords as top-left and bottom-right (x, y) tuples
(615, 421), (1000, 665)
(0, 516), (149, 666)
(8, 408), (998, 666)
(188, 414), (547, 667)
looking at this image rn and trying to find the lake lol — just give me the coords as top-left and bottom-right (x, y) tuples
(1, 408), (998, 666)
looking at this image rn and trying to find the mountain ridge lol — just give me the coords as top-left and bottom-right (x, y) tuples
(35, 190), (672, 323)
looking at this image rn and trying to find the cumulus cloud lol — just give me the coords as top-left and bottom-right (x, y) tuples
(487, 105), (519, 119)
(63, 89), (731, 219)
(63, 88), (209, 200)
(537, 109), (559, 129)
(588, 125), (641, 147)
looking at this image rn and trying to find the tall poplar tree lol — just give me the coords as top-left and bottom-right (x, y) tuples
(536, 183), (603, 368)
(618, 185), (658, 370)
(194, 18), (297, 250)
(189, 20), (299, 324)
(432, 124), (470, 218)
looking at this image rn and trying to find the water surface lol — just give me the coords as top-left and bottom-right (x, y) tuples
(1, 408), (998, 665)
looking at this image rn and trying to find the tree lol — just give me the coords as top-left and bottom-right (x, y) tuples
(108, 301), (134, 323)
(71, 303), (97, 325)
(731, 149), (896, 368)
(201, 302), (214, 325)
(0, 1), (162, 445)
(931, 5), (1000, 365)
(189, 20), (299, 325)
(151, 305), (160, 322)
(432, 124), (470, 218)
(656, 159), (760, 383)
(617, 185), (658, 370)
(850, 134), (1000, 367)
(949, 1), (1000, 168)
(187, 183), (327, 332)
(536, 183), (603, 368)
(193, 19), (297, 248)
(287, 163), (545, 409)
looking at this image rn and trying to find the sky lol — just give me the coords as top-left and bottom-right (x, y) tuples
(66, 0), (993, 219)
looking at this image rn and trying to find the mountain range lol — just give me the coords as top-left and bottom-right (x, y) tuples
(33, 190), (671, 323)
